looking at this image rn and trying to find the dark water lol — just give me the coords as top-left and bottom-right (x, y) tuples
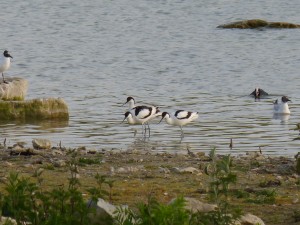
(1, 0), (300, 156)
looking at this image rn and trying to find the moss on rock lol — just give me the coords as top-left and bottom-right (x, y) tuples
(217, 19), (300, 29)
(0, 98), (69, 120)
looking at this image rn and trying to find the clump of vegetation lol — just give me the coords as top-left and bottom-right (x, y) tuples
(114, 196), (191, 225)
(0, 153), (111, 225)
(115, 148), (242, 225)
(245, 189), (277, 204)
(78, 157), (102, 166)
(204, 147), (242, 224)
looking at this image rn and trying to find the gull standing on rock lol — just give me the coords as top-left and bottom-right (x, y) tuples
(0, 50), (13, 83)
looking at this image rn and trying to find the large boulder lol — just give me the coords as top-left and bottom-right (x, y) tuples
(87, 198), (129, 225)
(217, 19), (300, 29)
(0, 77), (28, 100)
(0, 98), (69, 120)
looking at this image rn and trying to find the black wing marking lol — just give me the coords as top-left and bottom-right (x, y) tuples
(175, 110), (192, 120)
(133, 106), (152, 119)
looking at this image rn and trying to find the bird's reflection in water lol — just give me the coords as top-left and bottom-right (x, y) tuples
(273, 114), (290, 124)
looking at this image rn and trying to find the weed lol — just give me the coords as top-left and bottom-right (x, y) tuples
(78, 157), (102, 166)
(204, 147), (242, 224)
(114, 196), (191, 225)
(246, 189), (276, 204)
(293, 210), (300, 222)
(0, 153), (112, 225)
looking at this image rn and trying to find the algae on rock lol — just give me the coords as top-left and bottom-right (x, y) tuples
(0, 98), (69, 120)
(217, 19), (300, 29)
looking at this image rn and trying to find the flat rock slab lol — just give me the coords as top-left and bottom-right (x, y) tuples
(0, 77), (28, 100)
(218, 19), (300, 29)
(0, 98), (69, 120)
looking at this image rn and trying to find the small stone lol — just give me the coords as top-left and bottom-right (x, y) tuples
(169, 197), (217, 213)
(4, 161), (13, 167)
(52, 159), (67, 167)
(235, 213), (265, 225)
(32, 138), (52, 149)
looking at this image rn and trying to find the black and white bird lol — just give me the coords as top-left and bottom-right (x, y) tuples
(273, 96), (291, 114)
(159, 110), (199, 138)
(122, 96), (161, 137)
(0, 50), (13, 83)
(122, 106), (160, 137)
(123, 96), (137, 110)
(250, 87), (268, 99)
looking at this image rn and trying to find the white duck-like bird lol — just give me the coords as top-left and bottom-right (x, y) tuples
(273, 96), (291, 114)
(159, 110), (199, 137)
(0, 50), (13, 83)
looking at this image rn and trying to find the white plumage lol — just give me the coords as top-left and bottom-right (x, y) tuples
(159, 110), (199, 137)
(122, 96), (160, 137)
(273, 96), (291, 114)
(0, 50), (13, 83)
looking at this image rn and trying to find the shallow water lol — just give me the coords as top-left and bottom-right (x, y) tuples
(1, 0), (300, 156)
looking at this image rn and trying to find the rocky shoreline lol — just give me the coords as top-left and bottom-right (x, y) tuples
(0, 139), (299, 224)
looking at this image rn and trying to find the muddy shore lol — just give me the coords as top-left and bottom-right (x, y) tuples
(0, 142), (299, 225)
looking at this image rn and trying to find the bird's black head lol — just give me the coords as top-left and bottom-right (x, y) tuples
(161, 112), (168, 118)
(282, 96), (291, 103)
(122, 111), (131, 123)
(3, 50), (13, 58)
(125, 96), (134, 104)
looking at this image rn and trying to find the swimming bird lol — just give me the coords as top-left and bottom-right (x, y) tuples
(0, 50), (13, 83)
(122, 106), (160, 137)
(273, 96), (291, 114)
(158, 110), (199, 138)
(250, 87), (268, 99)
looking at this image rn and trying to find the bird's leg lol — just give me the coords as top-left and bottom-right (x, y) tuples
(180, 126), (184, 138)
(2, 73), (7, 84)
(147, 123), (151, 138)
(141, 124), (144, 136)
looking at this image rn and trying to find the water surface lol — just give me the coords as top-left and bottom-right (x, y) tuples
(1, 0), (300, 156)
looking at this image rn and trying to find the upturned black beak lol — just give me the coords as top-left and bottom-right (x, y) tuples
(158, 117), (164, 124)
(121, 100), (128, 107)
(121, 117), (126, 124)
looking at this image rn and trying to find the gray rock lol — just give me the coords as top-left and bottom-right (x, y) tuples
(171, 167), (201, 174)
(32, 138), (52, 149)
(116, 165), (145, 174)
(52, 159), (67, 167)
(0, 216), (17, 225)
(234, 213), (265, 225)
(87, 198), (129, 225)
(0, 77), (28, 100)
(169, 197), (217, 213)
